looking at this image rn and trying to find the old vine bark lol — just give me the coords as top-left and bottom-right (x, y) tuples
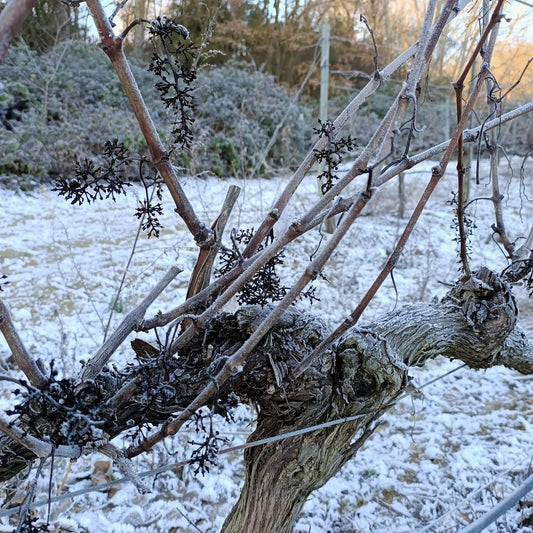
(0, 268), (531, 532)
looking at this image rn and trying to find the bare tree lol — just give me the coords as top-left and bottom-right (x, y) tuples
(0, 0), (532, 531)
(0, 0), (39, 59)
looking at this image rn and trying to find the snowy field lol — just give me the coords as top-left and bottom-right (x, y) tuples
(0, 158), (532, 532)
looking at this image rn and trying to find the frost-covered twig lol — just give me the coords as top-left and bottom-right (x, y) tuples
(481, 9), (515, 259)
(99, 442), (150, 494)
(118, 18), (150, 40)
(187, 185), (240, 300)
(79, 265), (182, 383)
(0, 300), (46, 388)
(503, 226), (533, 283)
(109, 0), (130, 26)
(489, 145), (515, 255)
(0, 415), (80, 459)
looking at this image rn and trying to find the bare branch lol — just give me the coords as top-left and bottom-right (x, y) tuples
(504, 226), (533, 282)
(99, 442), (150, 493)
(0, 300), (47, 388)
(359, 15), (379, 73)
(84, 0), (213, 247)
(500, 57), (533, 101)
(186, 185), (241, 300)
(0, 416), (80, 459)
(79, 265), (182, 383)
(0, 0), (39, 61)
(118, 18), (150, 40)
(109, 0), (129, 26)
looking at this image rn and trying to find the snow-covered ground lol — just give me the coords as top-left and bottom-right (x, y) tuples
(0, 158), (532, 532)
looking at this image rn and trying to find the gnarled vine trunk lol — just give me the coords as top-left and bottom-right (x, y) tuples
(222, 268), (532, 532)
(0, 269), (531, 532)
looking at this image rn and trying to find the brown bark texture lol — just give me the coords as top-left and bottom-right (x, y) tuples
(0, 268), (531, 532)
(0, 0), (39, 60)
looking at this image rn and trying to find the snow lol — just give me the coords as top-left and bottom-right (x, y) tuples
(0, 158), (532, 532)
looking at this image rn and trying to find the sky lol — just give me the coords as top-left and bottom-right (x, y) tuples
(502, 0), (533, 42)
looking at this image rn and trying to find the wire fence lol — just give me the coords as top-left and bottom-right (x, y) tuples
(0, 362), (468, 521)
(458, 471), (533, 533)
(418, 459), (533, 532)
(2, 359), (532, 532)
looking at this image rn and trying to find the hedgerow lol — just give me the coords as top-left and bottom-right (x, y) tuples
(0, 41), (311, 186)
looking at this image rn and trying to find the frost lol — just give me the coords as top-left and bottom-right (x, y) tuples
(0, 157), (532, 531)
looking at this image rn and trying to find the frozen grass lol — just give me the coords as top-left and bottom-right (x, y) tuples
(0, 158), (532, 532)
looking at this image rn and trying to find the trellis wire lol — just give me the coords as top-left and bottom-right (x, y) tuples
(0, 362), (467, 519)
(418, 458), (530, 532)
(458, 471), (533, 533)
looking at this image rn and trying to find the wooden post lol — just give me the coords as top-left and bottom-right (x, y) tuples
(319, 24), (335, 233)
(444, 93), (451, 140)
(320, 24), (330, 127)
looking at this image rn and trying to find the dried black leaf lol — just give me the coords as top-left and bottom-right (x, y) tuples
(313, 120), (357, 194)
(17, 513), (50, 533)
(148, 17), (196, 149)
(215, 229), (287, 306)
(215, 229), (320, 306)
(188, 411), (228, 475)
(134, 199), (164, 238)
(53, 139), (132, 205)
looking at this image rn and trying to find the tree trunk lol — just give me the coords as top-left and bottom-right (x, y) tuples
(222, 267), (532, 532)
(0, 268), (531, 532)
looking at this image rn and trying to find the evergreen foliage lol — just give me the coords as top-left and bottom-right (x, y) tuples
(0, 41), (311, 185)
(190, 62), (312, 176)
